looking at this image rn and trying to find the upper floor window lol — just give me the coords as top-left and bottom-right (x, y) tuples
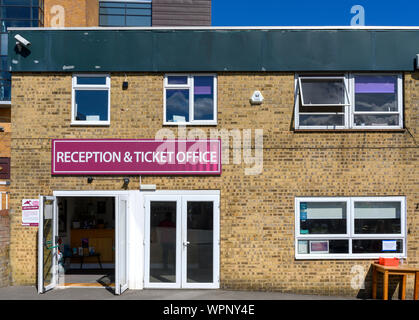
(71, 75), (110, 126)
(99, 1), (152, 27)
(164, 74), (217, 125)
(294, 73), (403, 129)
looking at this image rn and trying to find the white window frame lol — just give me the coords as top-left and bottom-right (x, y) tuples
(349, 73), (403, 129)
(294, 73), (403, 130)
(295, 196), (406, 260)
(71, 74), (111, 126)
(163, 74), (217, 126)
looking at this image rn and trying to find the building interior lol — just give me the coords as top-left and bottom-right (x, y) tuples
(57, 197), (115, 287)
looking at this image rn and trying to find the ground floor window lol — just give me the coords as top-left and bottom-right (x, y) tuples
(295, 197), (406, 259)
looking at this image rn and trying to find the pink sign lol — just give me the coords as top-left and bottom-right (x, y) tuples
(51, 139), (221, 175)
(22, 199), (39, 226)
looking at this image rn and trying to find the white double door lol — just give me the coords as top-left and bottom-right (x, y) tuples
(144, 193), (220, 289)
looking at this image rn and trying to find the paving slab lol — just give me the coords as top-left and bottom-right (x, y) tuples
(0, 286), (357, 300)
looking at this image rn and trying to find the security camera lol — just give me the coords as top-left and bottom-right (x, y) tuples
(14, 34), (31, 48)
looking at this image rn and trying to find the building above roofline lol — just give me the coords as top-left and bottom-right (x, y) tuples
(8, 27), (419, 72)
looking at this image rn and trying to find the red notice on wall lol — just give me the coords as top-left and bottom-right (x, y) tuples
(51, 139), (222, 175)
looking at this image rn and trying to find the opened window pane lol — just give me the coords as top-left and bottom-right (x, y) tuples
(354, 201), (401, 234)
(300, 78), (346, 105)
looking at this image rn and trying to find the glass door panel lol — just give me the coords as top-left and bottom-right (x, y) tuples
(144, 196), (181, 288)
(37, 196), (57, 294)
(186, 201), (214, 283)
(150, 201), (177, 283)
(115, 195), (128, 295)
(182, 195), (219, 289)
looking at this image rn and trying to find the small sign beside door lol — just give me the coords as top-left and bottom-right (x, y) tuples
(22, 199), (39, 226)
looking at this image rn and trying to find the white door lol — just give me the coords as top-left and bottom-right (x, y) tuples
(181, 195), (219, 289)
(37, 196), (58, 294)
(115, 195), (129, 295)
(144, 193), (219, 289)
(144, 195), (181, 288)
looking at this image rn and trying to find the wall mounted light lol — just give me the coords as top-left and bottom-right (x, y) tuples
(87, 177), (93, 184)
(123, 177), (130, 189)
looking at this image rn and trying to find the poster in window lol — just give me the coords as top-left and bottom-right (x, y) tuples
(298, 240), (309, 254)
(382, 240), (397, 252)
(310, 240), (329, 254)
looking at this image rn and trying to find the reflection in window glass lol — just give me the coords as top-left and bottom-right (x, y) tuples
(298, 240), (349, 254)
(99, 1), (151, 27)
(299, 202), (347, 235)
(354, 202), (401, 234)
(165, 89), (189, 123)
(168, 76), (188, 85)
(194, 76), (214, 121)
(352, 239), (402, 254)
(354, 75), (398, 112)
(299, 114), (344, 127)
(149, 202), (177, 283)
(300, 79), (346, 105)
(187, 202), (213, 283)
(126, 15), (151, 26)
(75, 90), (109, 121)
(77, 76), (107, 85)
(354, 114), (399, 127)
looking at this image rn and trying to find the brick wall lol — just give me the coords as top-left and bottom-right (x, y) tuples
(9, 72), (419, 297)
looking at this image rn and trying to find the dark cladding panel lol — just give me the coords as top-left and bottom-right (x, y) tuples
(8, 29), (419, 72)
(152, 0), (211, 26)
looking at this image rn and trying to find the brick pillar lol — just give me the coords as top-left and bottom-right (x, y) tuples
(0, 210), (10, 287)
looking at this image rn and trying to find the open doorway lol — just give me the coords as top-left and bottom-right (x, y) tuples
(57, 196), (115, 288)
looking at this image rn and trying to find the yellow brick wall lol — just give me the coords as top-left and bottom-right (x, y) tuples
(9, 72), (419, 297)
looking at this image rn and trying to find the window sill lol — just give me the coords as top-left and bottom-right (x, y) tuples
(294, 128), (406, 133)
(71, 121), (110, 126)
(163, 122), (218, 126)
(295, 253), (406, 260)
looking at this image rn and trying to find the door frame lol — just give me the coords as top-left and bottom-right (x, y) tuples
(38, 196), (58, 294)
(142, 190), (220, 289)
(52, 190), (131, 293)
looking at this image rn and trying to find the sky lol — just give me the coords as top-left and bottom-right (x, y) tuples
(212, 0), (419, 26)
